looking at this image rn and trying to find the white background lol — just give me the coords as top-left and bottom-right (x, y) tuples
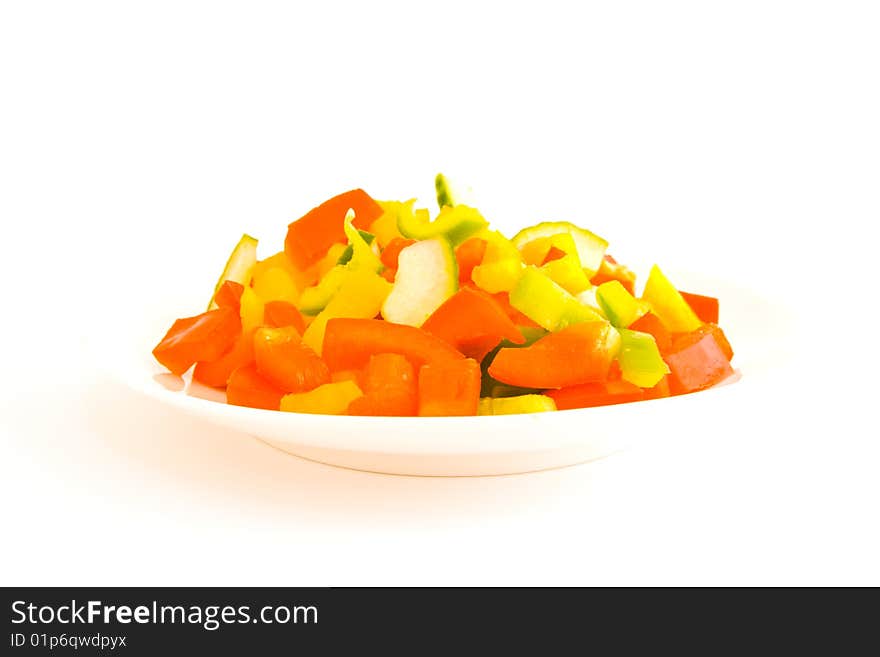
(1, 1), (877, 585)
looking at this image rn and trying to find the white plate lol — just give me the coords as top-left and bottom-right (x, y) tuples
(106, 271), (783, 476)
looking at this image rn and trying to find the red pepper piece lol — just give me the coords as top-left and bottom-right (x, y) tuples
(226, 364), (285, 411)
(666, 328), (734, 394)
(193, 329), (256, 388)
(152, 307), (241, 376)
(323, 318), (464, 372)
(679, 291), (720, 324)
(455, 237), (488, 285)
(541, 246), (568, 264)
(214, 280), (245, 309)
(418, 358), (481, 416)
(547, 380), (645, 411)
(422, 287), (524, 360)
(488, 321), (617, 389)
(590, 254), (636, 294)
(263, 300), (307, 334)
(284, 189), (383, 270)
(253, 326), (330, 393)
(644, 374), (672, 400)
(672, 323), (733, 361)
(347, 353), (418, 416)
(629, 312), (673, 353)
(489, 290), (542, 329)
(380, 237), (416, 271)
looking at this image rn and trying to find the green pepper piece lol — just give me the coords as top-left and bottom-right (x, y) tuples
(617, 329), (670, 388)
(397, 203), (488, 246)
(509, 266), (604, 332)
(336, 230), (376, 266)
(596, 280), (651, 328)
(435, 172), (459, 208)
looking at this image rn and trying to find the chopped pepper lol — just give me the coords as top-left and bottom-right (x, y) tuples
(666, 326), (734, 394)
(153, 306), (241, 376)
(421, 287), (524, 360)
(511, 221), (608, 276)
(226, 364), (284, 411)
(589, 254), (636, 294)
(323, 318), (464, 372)
(208, 234), (258, 310)
(455, 237), (488, 285)
(488, 321), (620, 389)
(263, 300), (307, 334)
(546, 380), (645, 411)
(596, 280), (651, 328)
(679, 291), (720, 324)
(508, 266), (603, 332)
(641, 265), (702, 333)
(302, 270), (392, 354)
(471, 230), (524, 293)
(398, 202), (488, 246)
(616, 329), (670, 388)
(214, 280), (245, 309)
(418, 358), (481, 416)
(280, 380), (363, 415)
(253, 325), (330, 393)
(284, 188), (382, 270)
(381, 237), (457, 327)
(193, 329), (255, 388)
(347, 353), (418, 416)
(628, 312), (672, 353)
(478, 394), (557, 415)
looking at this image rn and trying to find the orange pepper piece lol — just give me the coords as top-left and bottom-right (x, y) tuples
(629, 312), (672, 353)
(488, 321), (618, 389)
(590, 254), (636, 295)
(214, 280), (245, 309)
(322, 318), (464, 372)
(488, 290), (542, 329)
(418, 359), (481, 416)
(153, 307), (241, 376)
(421, 287), (524, 360)
(380, 237), (416, 271)
(193, 329), (256, 388)
(644, 374), (671, 400)
(679, 291), (720, 324)
(284, 189), (383, 270)
(263, 300), (307, 334)
(226, 364), (285, 411)
(546, 380), (644, 411)
(253, 326), (330, 393)
(454, 237), (487, 285)
(347, 353), (418, 416)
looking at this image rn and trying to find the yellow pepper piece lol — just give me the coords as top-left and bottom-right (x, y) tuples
(519, 233), (580, 266)
(471, 231), (524, 293)
(280, 380), (363, 415)
(370, 201), (407, 248)
(641, 265), (701, 333)
(239, 286), (265, 333)
(540, 254), (591, 294)
(302, 271), (392, 354)
(252, 266), (299, 304)
(314, 243), (348, 279)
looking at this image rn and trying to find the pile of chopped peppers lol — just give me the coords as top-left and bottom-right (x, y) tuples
(153, 176), (736, 416)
